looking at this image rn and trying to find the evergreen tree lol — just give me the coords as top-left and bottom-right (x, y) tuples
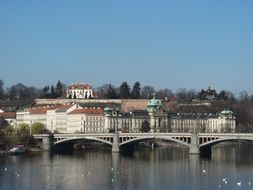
(0, 79), (4, 100)
(55, 80), (64, 98)
(41, 86), (50, 98)
(218, 90), (228, 101)
(107, 84), (117, 99)
(119, 82), (131, 99)
(131, 82), (141, 99)
(50, 85), (56, 98)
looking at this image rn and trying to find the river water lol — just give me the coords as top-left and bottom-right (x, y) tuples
(1, 142), (253, 190)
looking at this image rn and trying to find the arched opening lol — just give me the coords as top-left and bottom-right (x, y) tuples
(54, 138), (112, 151)
(199, 138), (253, 157)
(120, 137), (190, 154)
(140, 120), (150, 132)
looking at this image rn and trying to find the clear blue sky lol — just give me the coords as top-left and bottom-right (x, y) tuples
(0, 1), (253, 94)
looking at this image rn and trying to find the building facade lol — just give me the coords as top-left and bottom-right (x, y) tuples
(169, 110), (236, 133)
(66, 83), (94, 99)
(0, 111), (16, 128)
(103, 97), (168, 133)
(67, 107), (104, 133)
(16, 97), (236, 134)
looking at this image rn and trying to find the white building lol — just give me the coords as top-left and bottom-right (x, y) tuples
(16, 104), (105, 134)
(16, 98), (236, 134)
(16, 107), (49, 127)
(0, 112), (16, 128)
(47, 104), (82, 133)
(67, 107), (104, 133)
(66, 83), (94, 99)
(169, 110), (236, 133)
(16, 104), (82, 133)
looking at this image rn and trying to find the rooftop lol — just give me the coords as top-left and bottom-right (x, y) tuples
(67, 83), (92, 90)
(0, 112), (16, 119)
(69, 107), (103, 114)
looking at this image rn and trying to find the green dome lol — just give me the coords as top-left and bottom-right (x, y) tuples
(104, 107), (119, 112)
(147, 98), (163, 108)
(220, 110), (233, 115)
(104, 107), (113, 112)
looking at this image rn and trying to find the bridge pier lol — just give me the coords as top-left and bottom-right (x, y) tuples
(112, 133), (120, 153)
(189, 134), (200, 154)
(42, 134), (54, 151)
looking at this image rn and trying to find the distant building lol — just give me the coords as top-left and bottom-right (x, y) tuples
(169, 110), (236, 133)
(103, 96), (168, 133)
(16, 97), (236, 134)
(147, 97), (168, 132)
(66, 83), (94, 99)
(67, 107), (104, 133)
(198, 86), (218, 101)
(0, 112), (16, 127)
(16, 104), (82, 133)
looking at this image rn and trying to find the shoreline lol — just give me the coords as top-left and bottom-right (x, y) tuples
(0, 147), (43, 155)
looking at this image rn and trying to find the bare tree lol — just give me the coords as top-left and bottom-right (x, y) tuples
(156, 88), (174, 99)
(141, 86), (155, 99)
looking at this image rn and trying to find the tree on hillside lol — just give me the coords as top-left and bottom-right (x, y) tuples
(107, 84), (118, 99)
(7, 83), (39, 101)
(55, 80), (64, 98)
(156, 88), (174, 99)
(131, 82), (141, 99)
(41, 85), (50, 98)
(0, 79), (4, 100)
(96, 84), (109, 98)
(31, 122), (49, 134)
(119, 82), (131, 99)
(175, 88), (187, 103)
(8, 85), (18, 100)
(186, 89), (198, 101)
(0, 116), (14, 149)
(15, 124), (33, 145)
(141, 86), (155, 99)
(50, 85), (56, 98)
(218, 90), (229, 101)
(239, 91), (249, 103)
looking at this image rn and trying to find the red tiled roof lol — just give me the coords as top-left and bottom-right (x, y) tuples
(67, 83), (92, 90)
(28, 107), (50, 114)
(56, 104), (74, 112)
(27, 104), (75, 114)
(69, 108), (103, 114)
(28, 105), (61, 114)
(0, 112), (16, 119)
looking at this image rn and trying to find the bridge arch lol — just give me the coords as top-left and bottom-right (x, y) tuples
(200, 137), (253, 148)
(199, 137), (253, 155)
(55, 137), (113, 147)
(119, 136), (190, 147)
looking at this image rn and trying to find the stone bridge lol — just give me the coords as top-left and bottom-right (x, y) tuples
(33, 133), (253, 155)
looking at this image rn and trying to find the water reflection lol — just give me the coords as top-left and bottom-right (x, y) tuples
(1, 142), (253, 190)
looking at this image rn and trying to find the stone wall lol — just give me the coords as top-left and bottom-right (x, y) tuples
(35, 99), (149, 113)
